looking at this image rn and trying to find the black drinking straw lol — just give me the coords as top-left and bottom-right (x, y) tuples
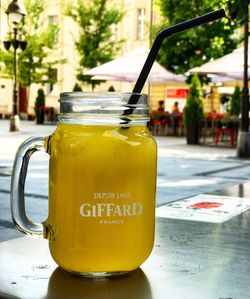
(120, 8), (225, 122)
(133, 8), (225, 95)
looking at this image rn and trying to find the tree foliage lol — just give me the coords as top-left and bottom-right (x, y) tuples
(227, 0), (248, 24)
(66, 0), (124, 89)
(184, 73), (204, 126)
(34, 88), (45, 114)
(152, 0), (242, 74)
(34, 88), (45, 124)
(228, 85), (241, 116)
(0, 0), (64, 88)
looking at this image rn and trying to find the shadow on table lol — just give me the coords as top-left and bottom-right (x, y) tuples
(45, 267), (152, 299)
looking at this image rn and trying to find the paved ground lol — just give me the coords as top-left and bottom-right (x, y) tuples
(1, 119), (250, 242)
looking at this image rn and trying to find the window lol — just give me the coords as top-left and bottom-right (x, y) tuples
(111, 24), (118, 42)
(48, 15), (58, 25)
(48, 15), (59, 43)
(47, 68), (57, 94)
(136, 8), (146, 40)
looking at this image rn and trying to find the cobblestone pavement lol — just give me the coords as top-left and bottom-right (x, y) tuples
(1, 120), (250, 242)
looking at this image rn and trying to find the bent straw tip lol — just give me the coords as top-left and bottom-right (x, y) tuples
(212, 8), (226, 18)
(133, 8), (226, 95)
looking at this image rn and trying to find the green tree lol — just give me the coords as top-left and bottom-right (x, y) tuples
(0, 0), (64, 94)
(184, 73), (204, 144)
(151, 0), (242, 74)
(228, 85), (241, 116)
(184, 73), (204, 126)
(66, 0), (124, 90)
(227, 0), (248, 24)
(34, 88), (45, 124)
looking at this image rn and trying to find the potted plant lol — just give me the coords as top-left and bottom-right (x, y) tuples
(228, 85), (241, 116)
(184, 74), (204, 144)
(221, 85), (241, 132)
(34, 89), (45, 124)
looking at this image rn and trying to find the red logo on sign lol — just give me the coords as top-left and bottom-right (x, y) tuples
(166, 89), (187, 98)
(189, 202), (223, 209)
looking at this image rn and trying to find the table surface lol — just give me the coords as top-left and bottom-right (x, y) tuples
(1, 183), (250, 299)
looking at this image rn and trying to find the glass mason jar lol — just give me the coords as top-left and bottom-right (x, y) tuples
(11, 92), (157, 277)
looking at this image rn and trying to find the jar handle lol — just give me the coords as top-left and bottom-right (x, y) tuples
(10, 136), (48, 237)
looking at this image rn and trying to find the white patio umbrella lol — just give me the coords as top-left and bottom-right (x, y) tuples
(190, 44), (250, 79)
(208, 74), (242, 84)
(84, 47), (186, 83)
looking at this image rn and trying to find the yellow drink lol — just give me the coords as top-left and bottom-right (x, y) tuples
(46, 123), (157, 274)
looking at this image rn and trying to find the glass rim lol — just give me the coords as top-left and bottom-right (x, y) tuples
(58, 91), (149, 125)
(59, 91), (147, 100)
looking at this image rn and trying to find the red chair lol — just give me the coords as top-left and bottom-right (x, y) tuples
(215, 127), (234, 146)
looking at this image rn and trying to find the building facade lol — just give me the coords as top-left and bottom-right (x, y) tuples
(0, 0), (187, 118)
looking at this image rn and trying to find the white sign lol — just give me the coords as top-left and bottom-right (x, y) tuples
(156, 194), (250, 223)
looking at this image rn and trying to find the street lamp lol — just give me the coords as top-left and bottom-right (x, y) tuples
(237, 0), (250, 157)
(4, 0), (26, 132)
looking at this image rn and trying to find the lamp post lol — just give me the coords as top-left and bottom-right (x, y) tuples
(4, 0), (26, 132)
(237, 0), (250, 157)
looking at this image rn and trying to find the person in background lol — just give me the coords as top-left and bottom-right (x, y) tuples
(172, 101), (180, 113)
(171, 101), (181, 136)
(158, 100), (165, 112)
(108, 86), (115, 92)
